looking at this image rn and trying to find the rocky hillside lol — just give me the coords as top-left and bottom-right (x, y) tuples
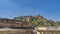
(14, 15), (60, 27)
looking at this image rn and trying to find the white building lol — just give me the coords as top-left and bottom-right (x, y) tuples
(35, 26), (60, 34)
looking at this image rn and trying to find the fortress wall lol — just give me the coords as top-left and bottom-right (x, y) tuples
(0, 18), (32, 28)
(0, 18), (33, 34)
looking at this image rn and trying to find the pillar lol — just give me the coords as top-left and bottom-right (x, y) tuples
(42, 32), (43, 34)
(37, 32), (40, 34)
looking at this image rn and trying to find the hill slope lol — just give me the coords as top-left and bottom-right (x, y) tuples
(14, 15), (60, 27)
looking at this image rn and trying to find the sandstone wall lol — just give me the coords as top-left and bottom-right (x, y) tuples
(0, 18), (32, 28)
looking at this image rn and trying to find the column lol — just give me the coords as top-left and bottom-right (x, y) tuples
(42, 32), (43, 34)
(37, 32), (40, 34)
(54, 32), (56, 34)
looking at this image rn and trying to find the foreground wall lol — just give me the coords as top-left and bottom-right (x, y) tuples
(0, 28), (33, 34)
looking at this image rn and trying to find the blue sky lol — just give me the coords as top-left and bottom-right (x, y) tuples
(0, 0), (60, 21)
